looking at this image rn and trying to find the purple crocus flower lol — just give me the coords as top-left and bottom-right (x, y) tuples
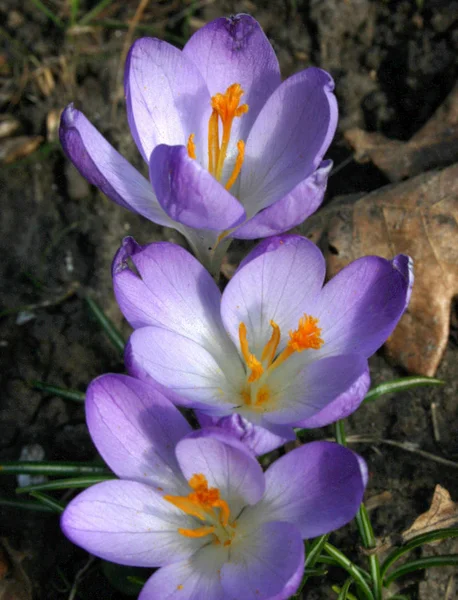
(113, 233), (413, 445)
(62, 374), (367, 600)
(59, 14), (337, 273)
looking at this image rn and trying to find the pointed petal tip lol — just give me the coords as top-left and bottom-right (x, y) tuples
(111, 236), (142, 276)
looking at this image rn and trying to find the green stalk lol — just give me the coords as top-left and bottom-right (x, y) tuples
(79, 0), (114, 25)
(16, 475), (114, 494)
(381, 528), (458, 577)
(31, 380), (85, 403)
(30, 0), (65, 28)
(0, 497), (54, 512)
(324, 543), (374, 600)
(29, 491), (64, 513)
(0, 461), (109, 476)
(85, 296), (125, 354)
(363, 376), (443, 404)
(384, 555), (458, 587)
(335, 421), (383, 600)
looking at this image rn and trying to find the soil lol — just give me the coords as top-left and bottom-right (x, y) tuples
(1, 1), (457, 598)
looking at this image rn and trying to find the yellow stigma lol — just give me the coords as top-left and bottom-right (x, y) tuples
(239, 315), (324, 407)
(187, 83), (248, 191)
(164, 474), (234, 542)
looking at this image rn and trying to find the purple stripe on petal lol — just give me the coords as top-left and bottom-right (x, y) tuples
(316, 254), (414, 359)
(221, 235), (326, 358)
(240, 67), (337, 214)
(61, 480), (203, 567)
(183, 14), (281, 144)
(256, 441), (366, 538)
(124, 37), (210, 163)
(233, 160), (332, 239)
(86, 374), (190, 492)
(150, 144), (246, 230)
(294, 367), (370, 429)
(59, 104), (173, 227)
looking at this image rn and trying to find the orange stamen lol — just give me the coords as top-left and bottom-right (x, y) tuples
(187, 133), (196, 159)
(178, 525), (215, 539)
(270, 314), (324, 371)
(224, 140), (245, 191)
(254, 386), (270, 407)
(239, 322), (264, 383)
(261, 320), (281, 366)
(208, 110), (220, 175)
(288, 315), (324, 351)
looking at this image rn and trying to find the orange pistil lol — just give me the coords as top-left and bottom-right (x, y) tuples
(164, 474), (233, 541)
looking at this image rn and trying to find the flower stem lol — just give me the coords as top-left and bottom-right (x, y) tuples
(324, 543), (375, 600)
(335, 421), (383, 600)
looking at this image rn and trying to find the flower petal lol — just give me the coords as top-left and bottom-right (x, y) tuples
(86, 374), (190, 492)
(252, 441), (366, 538)
(126, 326), (242, 413)
(125, 37), (210, 162)
(221, 521), (304, 600)
(150, 144), (246, 230)
(266, 355), (368, 425)
(294, 367), (371, 428)
(112, 238), (230, 354)
(315, 255), (414, 359)
(176, 430), (265, 512)
(233, 160), (332, 239)
(221, 235), (326, 358)
(240, 67), (337, 214)
(61, 480), (204, 567)
(139, 546), (229, 600)
(195, 412), (294, 456)
(183, 14), (281, 145)
(59, 105), (173, 227)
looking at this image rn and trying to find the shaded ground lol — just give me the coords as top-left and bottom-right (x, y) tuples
(1, 0), (457, 598)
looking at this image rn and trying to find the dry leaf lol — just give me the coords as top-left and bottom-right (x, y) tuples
(0, 116), (20, 139)
(0, 539), (32, 600)
(345, 82), (458, 182)
(0, 136), (43, 164)
(300, 163), (458, 376)
(402, 485), (458, 542)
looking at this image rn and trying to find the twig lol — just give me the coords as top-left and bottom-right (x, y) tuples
(342, 436), (458, 470)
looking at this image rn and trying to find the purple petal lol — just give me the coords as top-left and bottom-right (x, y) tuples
(295, 367), (371, 428)
(316, 254), (414, 359)
(86, 374), (190, 492)
(61, 480), (204, 567)
(266, 355), (368, 425)
(126, 326), (241, 412)
(183, 15), (281, 145)
(59, 105), (173, 226)
(221, 521), (304, 600)
(112, 237), (227, 346)
(196, 412), (294, 455)
(124, 37), (210, 163)
(240, 68), (337, 213)
(176, 430), (265, 512)
(150, 144), (246, 230)
(255, 441), (366, 538)
(233, 160), (332, 239)
(221, 235), (326, 358)
(139, 547), (229, 600)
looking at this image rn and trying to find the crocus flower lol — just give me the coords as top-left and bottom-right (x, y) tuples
(62, 373), (367, 600)
(59, 14), (337, 272)
(113, 234), (413, 443)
